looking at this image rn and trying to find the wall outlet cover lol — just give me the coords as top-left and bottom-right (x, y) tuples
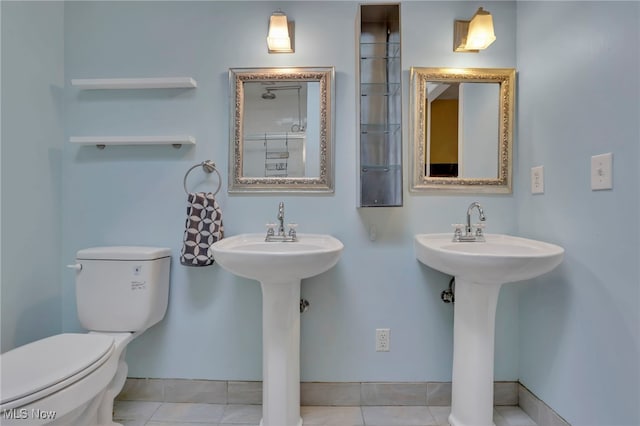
(375, 328), (390, 352)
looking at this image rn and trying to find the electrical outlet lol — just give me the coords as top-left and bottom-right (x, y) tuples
(531, 166), (544, 194)
(376, 328), (390, 352)
(591, 153), (613, 190)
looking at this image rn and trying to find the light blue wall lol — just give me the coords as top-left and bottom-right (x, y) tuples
(61, 1), (518, 382)
(0, 1), (65, 352)
(9, 2), (638, 424)
(516, 2), (640, 425)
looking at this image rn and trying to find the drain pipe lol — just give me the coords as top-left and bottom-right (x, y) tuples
(441, 277), (455, 303)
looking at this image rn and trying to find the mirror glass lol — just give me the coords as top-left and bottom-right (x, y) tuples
(410, 67), (515, 193)
(229, 67), (334, 193)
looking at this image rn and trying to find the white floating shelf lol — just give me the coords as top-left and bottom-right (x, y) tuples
(70, 136), (196, 148)
(71, 77), (197, 90)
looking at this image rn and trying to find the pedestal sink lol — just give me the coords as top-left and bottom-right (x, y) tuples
(414, 233), (564, 426)
(211, 233), (344, 426)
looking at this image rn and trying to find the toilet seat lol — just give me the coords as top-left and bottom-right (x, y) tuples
(0, 333), (115, 409)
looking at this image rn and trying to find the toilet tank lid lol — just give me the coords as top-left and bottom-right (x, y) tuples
(77, 246), (171, 260)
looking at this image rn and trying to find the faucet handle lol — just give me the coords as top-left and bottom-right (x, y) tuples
(287, 223), (298, 238)
(451, 224), (464, 239)
(473, 222), (486, 236)
(265, 222), (276, 236)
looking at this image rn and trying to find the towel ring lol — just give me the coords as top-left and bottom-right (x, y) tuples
(183, 160), (222, 196)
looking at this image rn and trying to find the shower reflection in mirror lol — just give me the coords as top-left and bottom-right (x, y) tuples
(242, 81), (319, 178)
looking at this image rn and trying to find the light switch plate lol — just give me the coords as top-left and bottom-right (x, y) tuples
(531, 166), (544, 194)
(591, 153), (613, 190)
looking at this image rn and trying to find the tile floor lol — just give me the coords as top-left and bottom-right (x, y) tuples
(114, 400), (537, 426)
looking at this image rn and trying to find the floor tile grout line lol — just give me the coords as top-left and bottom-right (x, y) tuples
(115, 401), (537, 426)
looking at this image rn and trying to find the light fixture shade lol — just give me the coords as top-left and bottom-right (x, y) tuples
(453, 7), (496, 53)
(465, 8), (496, 50)
(267, 11), (293, 53)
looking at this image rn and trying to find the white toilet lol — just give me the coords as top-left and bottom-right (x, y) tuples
(0, 246), (171, 426)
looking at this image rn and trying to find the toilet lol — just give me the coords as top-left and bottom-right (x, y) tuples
(0, 246), (171, 426)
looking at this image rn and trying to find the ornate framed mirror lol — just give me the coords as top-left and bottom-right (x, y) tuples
(409, 67), (515, 193)
(229, 67), (335, 193)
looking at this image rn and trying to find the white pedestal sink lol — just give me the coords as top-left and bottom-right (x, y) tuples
(415, 233), (564, 426)
(211, 233), (344, 426)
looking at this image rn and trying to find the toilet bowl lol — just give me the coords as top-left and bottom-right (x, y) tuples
(0, 246), (171, 426)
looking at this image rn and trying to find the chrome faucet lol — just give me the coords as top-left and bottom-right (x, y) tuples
(277, 201), (286, 237)
(466, 202), (485, 235)
(452, 202), (486, 242)
(265, 201), (298, 242)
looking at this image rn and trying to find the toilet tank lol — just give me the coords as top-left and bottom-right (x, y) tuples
(75, 246), (171, 332)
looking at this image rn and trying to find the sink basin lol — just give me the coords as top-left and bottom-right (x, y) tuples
(414, 233), (564, 426)
(415, 233), (564, 284)
(211, 233), (344, 282)
(211, 233), (343, 426)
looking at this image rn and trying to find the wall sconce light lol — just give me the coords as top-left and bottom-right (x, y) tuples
(267, 10), (294, 53)
(454, 7), (496, 52)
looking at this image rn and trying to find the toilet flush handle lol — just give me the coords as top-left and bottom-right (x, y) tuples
(66, 263), (82, 271)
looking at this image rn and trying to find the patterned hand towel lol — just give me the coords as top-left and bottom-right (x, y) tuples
(180, 192), (224, 266)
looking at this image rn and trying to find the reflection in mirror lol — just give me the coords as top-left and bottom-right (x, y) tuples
(410, 67), (515, 193)
(229, 67), (334, 193)
(427, 82), (499, 178)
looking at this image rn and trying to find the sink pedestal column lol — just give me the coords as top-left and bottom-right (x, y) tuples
(260, 279), (303, 426)
(448, 278), (503, 426)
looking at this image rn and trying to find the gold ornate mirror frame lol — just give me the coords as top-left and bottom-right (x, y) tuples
(409, 67), (515, 193)
(229, 67), (335, 193)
